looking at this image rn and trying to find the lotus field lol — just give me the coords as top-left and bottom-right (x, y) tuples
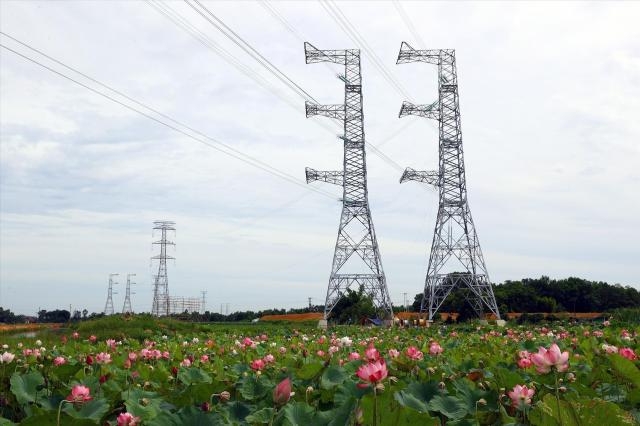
(1, 321), (639, 425)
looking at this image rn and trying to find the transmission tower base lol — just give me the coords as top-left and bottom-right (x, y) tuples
(496, 320), (507, 327)
(317, 319), (328, 330)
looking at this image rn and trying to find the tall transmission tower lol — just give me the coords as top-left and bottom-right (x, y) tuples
(303, 42), (393, 321)
(103, 273), (118, 315)
(396, 42), (500, 320)
(151, 221), (175, 316)
(122, 273), (135, 314)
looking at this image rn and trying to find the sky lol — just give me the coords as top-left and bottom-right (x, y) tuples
(0, 1), (639, 316)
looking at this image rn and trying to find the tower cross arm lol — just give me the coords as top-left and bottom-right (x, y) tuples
(396, 41), (448, 65)
(399, 100), (439, 119)
(304, 42), (346, 64)
(305, 101), (345, 120)
(305, 167), (344, 186)
(400, 168), (439, 187)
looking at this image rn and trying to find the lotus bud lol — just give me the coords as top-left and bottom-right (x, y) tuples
(219, 391), (231, 402)
(439, 382), (446, 390)
(427, 367), (436, 375)
(306, 386), (314, 394)
(375, 382), (385, 392)
(559, 386), (567, 393)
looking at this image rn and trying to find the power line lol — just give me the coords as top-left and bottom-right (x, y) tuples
(187, 0), (319, 104)
(393, 1), (427, 49)
(320, 0), (413, 101)
(0, 35), (335, 200)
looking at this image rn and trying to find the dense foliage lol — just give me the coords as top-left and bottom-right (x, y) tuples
(0, 317), (639, 425)
(411, 276), (640, 315)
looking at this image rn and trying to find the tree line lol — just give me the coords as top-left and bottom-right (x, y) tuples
(1, 276), (638, 324)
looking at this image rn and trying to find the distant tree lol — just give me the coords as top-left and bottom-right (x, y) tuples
(330, 286), (376, 324)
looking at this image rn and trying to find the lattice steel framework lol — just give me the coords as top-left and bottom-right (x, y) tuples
(151, 221), (175, 316)
(122, 273), (135, 314)
(303, 42), (393, 320)
(396, 42), (500, 320)
(103, 273), (118, 315)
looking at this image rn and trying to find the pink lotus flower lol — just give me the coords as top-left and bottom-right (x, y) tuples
(200, 355), (210, 363)
(54, 356), (66, 366)
(348, 352), (361, 361)
(66, 385), (92, 403)
(356, 359), (388, 384)
(530, 343), (569, 374)
(181, 358), (192, 367)
(388, 349), (400, 358)
(517, 358), (532, 369)
(0, 352), (15, 364)
(273, 377), (292, 406)
(365, 346), (380, 362)
(128, 352), (137, 361)
(602, 344), (618, 354)
(405, 346), (424, 360)
(250, 359), (265, 371)
(72, 332), (80, 339)
(278, 346), (287, 354)
(117, 412), (141, 426)
(96, 352), (112, 364)
(619, 347), (637, 361)
(429, 342), (444, 355)
(89, 335), (97, 343)
(508, 384), (535, 408)
(316, 350), (325, 357)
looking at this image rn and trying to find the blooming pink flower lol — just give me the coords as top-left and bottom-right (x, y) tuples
(200, 355), (210, 363)
(388, 349), (400, 358)
(66, 385), (92, 403)
(0, 352), (15, 364)
(128, 352), (137, 362)
(316, 350), (325, 357)
(96, 352), (112, 364)
(517, 358), (532, 369)
(117, 412), (141, 426)
(180, 358), (192, 367)
(365, 346), (380, 362)
(602, 344), (618, 354)
(508, 384), (535, 408)
(530, 343), (569, 374)
(348, 352), (361, 361)
(356, 359), (388, 384)
(619, 347), (637, 361)
(405, 346), (424, 361)
(162, 351), (170, 359)
(54, 356), (66, 366)
(273, 377), (292, 406)
(250, 359), (265, 371)
(72, 332), (80, 339)
(429, 342), (444, 356)
(89, 335), (97, 343)
(278, 346), (287, 355)
(242, 337), (253, 347)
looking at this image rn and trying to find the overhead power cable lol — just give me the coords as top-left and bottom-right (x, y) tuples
(320, 0), (413, 101)
(0, 34), (335, 200)
(393, 0), (427, 49)
(187, 0), (319, 104)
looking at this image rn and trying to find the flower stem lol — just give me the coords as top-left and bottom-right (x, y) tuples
(57, 400), (69, 426)
(554, 371), (563, 426)
(373, 388), (378, 426)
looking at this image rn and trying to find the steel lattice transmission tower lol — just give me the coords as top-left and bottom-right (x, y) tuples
(151, 221), (175, 316)
(303, 42), (393, 321)
(103, 273), (118, 315)
(122, 273), (135, 314)
(396, 42), (500, 320)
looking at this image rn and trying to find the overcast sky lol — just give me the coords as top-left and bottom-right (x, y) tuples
(1, 1), (638, 315)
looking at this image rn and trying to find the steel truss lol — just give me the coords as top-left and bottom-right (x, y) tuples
(396, 42), (500, 320)
(151, 221), (175, 316)
(304, 42), (393, 320)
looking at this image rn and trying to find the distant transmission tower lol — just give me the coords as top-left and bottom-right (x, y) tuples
(151, 221), (175, 316)
(396, 42), (500, 320)
(200, 291), (207, 314)
(303, 42), (393, 321)
(122, 273), (135, 314)
(103, 273), (118, 315)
